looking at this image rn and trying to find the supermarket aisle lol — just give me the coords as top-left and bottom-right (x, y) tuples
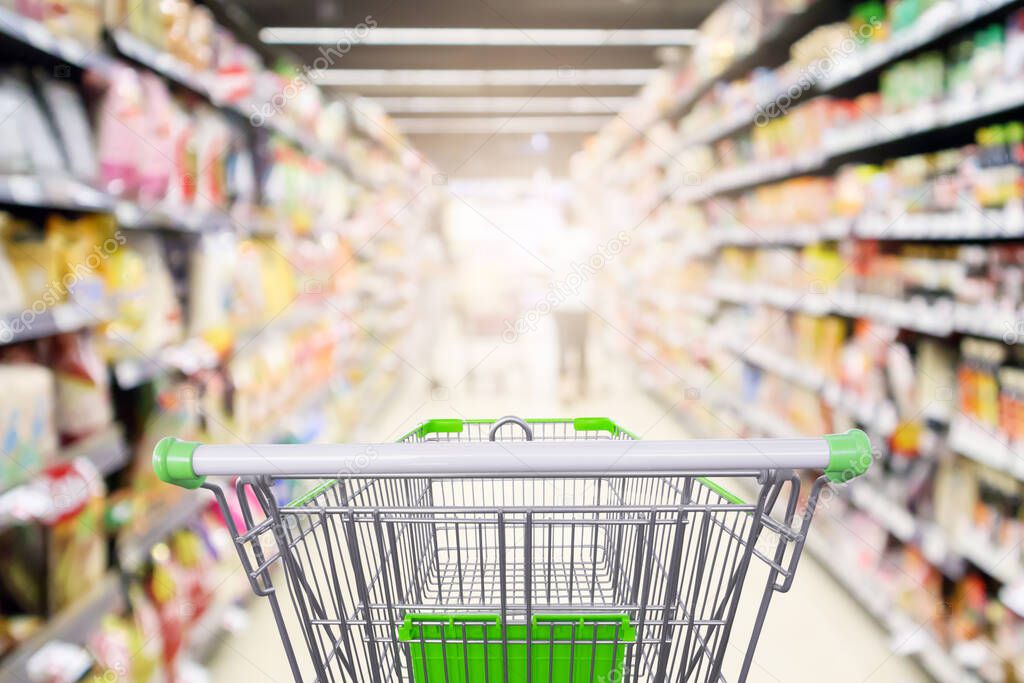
(208, 318), (928, 683)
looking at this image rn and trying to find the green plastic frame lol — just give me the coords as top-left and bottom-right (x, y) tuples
(397, 614), (636, 683)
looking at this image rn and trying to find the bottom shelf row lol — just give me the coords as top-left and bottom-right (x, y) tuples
(0, 496), (251, 682)
(648, 383), (1021, 683)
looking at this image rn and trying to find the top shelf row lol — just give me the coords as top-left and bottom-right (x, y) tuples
(0, 4), (415, 191)
(599, 0), (1021, 166)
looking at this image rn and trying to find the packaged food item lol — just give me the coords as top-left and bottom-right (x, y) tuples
(0, 363), (57, 488)
(958, 338), (1007, 431)
(0, 219), (27, 316)
(143, 529), (215, 673)
(0, 69), (65, 176)
(37, 0), (103, 45)
(0, 459), (106, 616)
(96, 65), (146, 197)
(35, 74), (99, 182)
(46, 214), (118, 311)
(3, 218), (62, 307)
(45, 332), (113, 444)
(89, 588), (166, 683)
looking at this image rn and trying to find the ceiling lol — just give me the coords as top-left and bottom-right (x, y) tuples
(236, 0), (719, 178)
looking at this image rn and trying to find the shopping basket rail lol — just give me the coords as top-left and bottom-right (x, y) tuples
(153, 430), (871, 488)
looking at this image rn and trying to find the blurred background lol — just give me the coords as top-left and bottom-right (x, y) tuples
(0, 0), (1023, 681)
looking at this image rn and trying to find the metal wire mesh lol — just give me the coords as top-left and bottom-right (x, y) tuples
(214, 419), (816, 683)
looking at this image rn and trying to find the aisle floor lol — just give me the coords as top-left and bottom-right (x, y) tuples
(207, 318), (929, 683)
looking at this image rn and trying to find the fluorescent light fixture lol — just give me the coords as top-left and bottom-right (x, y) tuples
(393, 115), (613, 134)
(317, 69), (657, 87)
(260, 27), (697, 46)
(371, 96), (632, 114)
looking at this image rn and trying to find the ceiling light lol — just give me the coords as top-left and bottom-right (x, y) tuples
(317, 69), (657, 87)
(393, 116), (613, 134)
(260, 27), (697, 46)
(369, 97), (631, 114)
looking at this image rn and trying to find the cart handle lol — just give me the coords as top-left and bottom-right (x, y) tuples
(487, 415), (534, 441)
(153, 430), (871, 489)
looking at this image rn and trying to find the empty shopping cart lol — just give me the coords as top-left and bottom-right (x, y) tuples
(154, 416), (871, 682)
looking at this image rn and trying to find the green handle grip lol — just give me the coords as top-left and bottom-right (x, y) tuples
(824, 429), (873, 483)
(153, 437), (205, 489)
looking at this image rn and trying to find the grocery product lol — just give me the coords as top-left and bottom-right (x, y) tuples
(0, 363), (58, 488)
(0, 459), (106, 616)
(46, 333), (113, 444)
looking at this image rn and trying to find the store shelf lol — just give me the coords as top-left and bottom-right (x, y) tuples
(719, 337), (825, 391)
(662, 0), (1009, 167)
(820, 0), (1020, 91)
(0, 302), (111, 346)
(712, 219), (850, 248)
(955, 527), (1024, 585)
(65, 424), (130, 477)
(949, 415), (1024, 481)
(0, 573), (124, 683)
(0, 425), (129, 519)
(106, 29), (211, 97)
(650, 79), (1024, 208)
(856, 207), (1024, 241)
(107, 28), (366, 184)
(119, 493), (210, 571)
(635, 1), (1024, 192)
(0, 173), (113, 212)
(662, 1), (843, 124)
(709, 279), (1024, 344)
(0, 5), (113, 73)
(847, 484), (964, 575)
(825, 81), (1024, 158)
(602, 0), (843, 164)
(0, 172), (256, 234)
(719, 336), (905, 437)
(115, 200), (234, 233)
(0, 17), (376, 193)
(655, 381), (1002, 586)
(714, 207), (1024, 249)
(804, 532), (983, 683)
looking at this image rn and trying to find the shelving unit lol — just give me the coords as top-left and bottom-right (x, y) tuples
(0, 0), (436, 678)
(0, 5), (113, 73)
(0, 302), (112, 346)
(65, 424), (130, 477)
(803, 533), (984, 683)
(0, 574), (124, 683)
(581, 1), (1024, 678)
(602, 0), (847, 165)
(704, 472), (979, 683)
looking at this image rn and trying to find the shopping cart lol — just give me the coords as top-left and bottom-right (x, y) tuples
(154, 416), (871, 683)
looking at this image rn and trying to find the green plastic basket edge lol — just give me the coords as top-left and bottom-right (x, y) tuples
(397, 613), (637, 642)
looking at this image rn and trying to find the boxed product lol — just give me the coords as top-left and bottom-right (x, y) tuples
(0, 459), (107, 617)
(45, 332), (114, 444)
(0, 363), (58, 489)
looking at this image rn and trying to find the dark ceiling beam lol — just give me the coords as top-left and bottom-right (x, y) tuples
(280, 45), (667, 70)
(239, 0), (715, 31)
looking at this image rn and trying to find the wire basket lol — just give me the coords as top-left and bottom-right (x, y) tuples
(154, 416), (871, 682)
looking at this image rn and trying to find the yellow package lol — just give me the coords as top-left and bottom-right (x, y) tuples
(5, 222), (62, 307)
(47, 215), (120, 310)
(257, 240), (298, 317)
(101, 240), (148, 353)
